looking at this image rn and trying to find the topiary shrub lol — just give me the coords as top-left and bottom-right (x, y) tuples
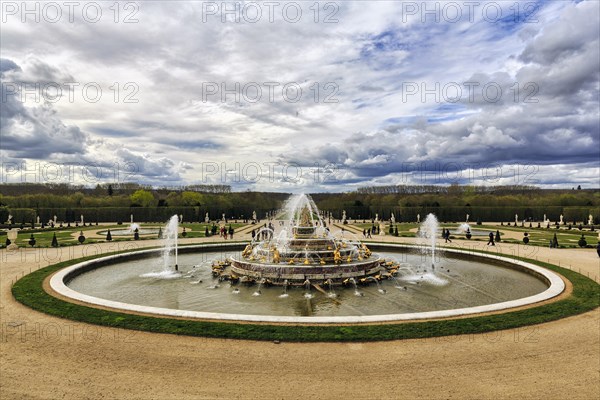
(578, 235), (587, 248)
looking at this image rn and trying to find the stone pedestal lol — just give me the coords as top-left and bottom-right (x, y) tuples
(7, 230), (19, 250)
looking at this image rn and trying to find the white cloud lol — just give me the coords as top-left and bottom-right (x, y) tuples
(1, 0), (598, 190)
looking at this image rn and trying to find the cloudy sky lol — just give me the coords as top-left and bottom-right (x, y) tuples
(1, 0), (598, 192)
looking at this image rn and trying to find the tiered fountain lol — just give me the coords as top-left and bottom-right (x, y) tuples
(223, 194), (385, 286)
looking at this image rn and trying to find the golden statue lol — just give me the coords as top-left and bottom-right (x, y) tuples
(362, 243), (371, 258)
(333, 248), (341, 264)
(272, 248), (280, 263)
(242, 244), (252, 258)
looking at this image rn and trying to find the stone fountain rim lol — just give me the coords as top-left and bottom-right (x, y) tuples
(49, 242), (566, 324)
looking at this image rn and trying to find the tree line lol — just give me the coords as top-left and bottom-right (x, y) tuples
(0, 184), (598, 225)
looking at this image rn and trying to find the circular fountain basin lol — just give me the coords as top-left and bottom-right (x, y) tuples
(50, 243), (565, 324)
(447, 228), (491, 236)
(97, 228), (160, 236)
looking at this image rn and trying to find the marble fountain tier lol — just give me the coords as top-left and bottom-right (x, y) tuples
(223, 196), (388, 286)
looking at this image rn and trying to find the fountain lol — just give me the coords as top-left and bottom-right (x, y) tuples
(419, 213), (439, 268)
(98, 220), (160, 237)
(457, 223), (471, 234)
(57, 195), (563, 323)
(224, 194), (384, 286)
(137, 215), (181, 279)
(163, 215), (179, 271)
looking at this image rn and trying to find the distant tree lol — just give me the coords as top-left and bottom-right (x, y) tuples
(130, 190), (156, 207)
(181, 191), (204, 206)
(107, 184), (113, 196)
(165, 191), (183, 207)
(577, 185), (581, 190)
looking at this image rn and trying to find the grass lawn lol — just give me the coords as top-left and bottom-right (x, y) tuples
(2, 222), (247, 248)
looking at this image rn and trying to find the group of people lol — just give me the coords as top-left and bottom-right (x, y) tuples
(251, 222), (275, 241)
(362, 226), (380, 238)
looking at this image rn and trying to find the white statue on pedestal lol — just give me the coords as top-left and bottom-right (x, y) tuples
(417, 214), (420, 223)
(560, 214), (564, 224)
(342, 210), (347, 223)
(205, 213), (209, 223)
(589, 214), (594, 225)
(466, 214), (469, 223)
(515, 214), (518, 224)
(390, 213), (395, 225)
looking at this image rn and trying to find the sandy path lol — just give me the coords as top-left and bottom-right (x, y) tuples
(1, 230), (599, 399)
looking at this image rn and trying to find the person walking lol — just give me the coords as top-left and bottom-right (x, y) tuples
(487, 231), (495, 246)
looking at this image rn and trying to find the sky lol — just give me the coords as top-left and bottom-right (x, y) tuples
(1, 0), (599, 192)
